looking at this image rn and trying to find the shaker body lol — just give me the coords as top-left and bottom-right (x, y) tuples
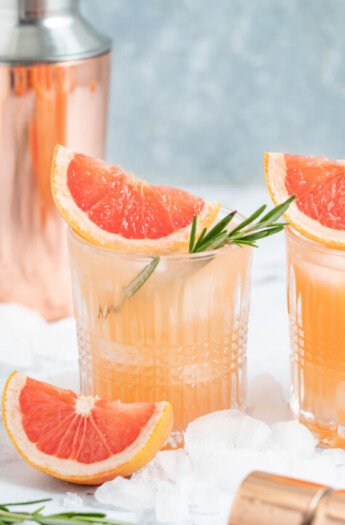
(0, 52), (110, 320)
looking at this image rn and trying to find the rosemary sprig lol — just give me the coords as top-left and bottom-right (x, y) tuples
(189, 195), (295, 252)
(98, 195), (295, 316)
(0, 499), (132, 525)
(98, 256), (160, 318)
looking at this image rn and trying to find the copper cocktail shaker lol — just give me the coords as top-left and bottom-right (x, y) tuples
(0, 0), (111, 320)
(229, 471), (345, 525)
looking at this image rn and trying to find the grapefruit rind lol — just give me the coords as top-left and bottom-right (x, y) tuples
(51, 145), (221, 255)
(264, 152), (345, 250)
(2, 371), (173, 485)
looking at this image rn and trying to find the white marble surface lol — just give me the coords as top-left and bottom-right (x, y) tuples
(0, 185), (290, 522)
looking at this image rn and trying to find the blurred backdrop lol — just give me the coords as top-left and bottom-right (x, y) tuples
(81, 0), (345, 185)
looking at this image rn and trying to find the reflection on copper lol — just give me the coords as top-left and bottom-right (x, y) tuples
(0, 53), (110, 320)
(229, 471), (345, 525)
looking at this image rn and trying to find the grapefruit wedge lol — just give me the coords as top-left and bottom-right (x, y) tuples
(51, 145), (220, 254)
(264, 152), (345, 249)
(2, 371), (173, 485)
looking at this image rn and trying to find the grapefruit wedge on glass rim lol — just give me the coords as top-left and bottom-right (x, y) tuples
(264, 152), (345, 249)
(2, 371), (173, 485)
(51, 144), (220, 254)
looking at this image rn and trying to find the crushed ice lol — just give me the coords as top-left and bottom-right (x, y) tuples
(94, 374), (345, 524)
(61, 492), (83, 508)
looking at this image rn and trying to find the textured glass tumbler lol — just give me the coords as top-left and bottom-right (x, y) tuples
(68, 213), (252, 442)
(286, 227), (345, 446)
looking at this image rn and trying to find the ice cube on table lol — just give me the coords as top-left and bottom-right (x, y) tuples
(288, 454), (338, 487)
(156, 449), (189, 482)
(131, 455), (168, 485)
(247, 374), (290, 424)
(184, 409), (244, 459)
(175, 453), (196, 498)
(192, 482), (230, 514)
(95, 476), (155, 511)
(236, 414), (270, 449)
(247, 374), (285, 405)
(156, 448), (196, 498)
(319, 448), (345, 488)
(271, 421), (316, 458)
(247, 401), (290, 425)
(320, 447), (345, 464)
(155, 480), (189, 523)
(61, 492), (83, 508)
(185, 409), (270, 465)
(194, 449), (258, 492)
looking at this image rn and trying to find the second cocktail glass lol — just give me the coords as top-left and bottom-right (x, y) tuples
(286, 226), (345, 446)
(68, 209), (252, 445)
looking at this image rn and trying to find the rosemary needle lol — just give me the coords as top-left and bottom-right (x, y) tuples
(189, 195), (295, 252)
(0, 500), (133, 525)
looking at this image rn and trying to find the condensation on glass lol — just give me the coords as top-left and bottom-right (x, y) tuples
(68, 211), (252, 446)
(286, 227), (345, 446)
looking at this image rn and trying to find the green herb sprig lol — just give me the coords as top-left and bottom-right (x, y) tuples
(99, 195), (295, 316)
(0, 499), (132, 525)
(189, 195), (295, 252)
(98, 256), (160, 318)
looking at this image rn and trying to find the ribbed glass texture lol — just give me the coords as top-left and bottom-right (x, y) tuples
(68, 217), (252, 441)
(286, 227), (345, 446)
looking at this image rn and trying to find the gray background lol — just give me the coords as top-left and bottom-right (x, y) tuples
(81, 0), (345, 185)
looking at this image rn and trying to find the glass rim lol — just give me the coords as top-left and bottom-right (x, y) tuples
(285, 225), (345, 256)
(67, 207), (249, 261)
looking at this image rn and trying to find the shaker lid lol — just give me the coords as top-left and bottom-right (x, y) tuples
(0, 0), (111, 64)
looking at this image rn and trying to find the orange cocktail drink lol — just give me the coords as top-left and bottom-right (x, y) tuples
(68, 210), (252, 443)
(53, 145), (290, 447)
(265, 151), (345, 446)
(286, 226), (345, 446)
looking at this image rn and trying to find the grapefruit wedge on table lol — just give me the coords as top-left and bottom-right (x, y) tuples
(51, 144), (220, 254)
(264, 152), (345, 249)
(2, 371), (173, 485)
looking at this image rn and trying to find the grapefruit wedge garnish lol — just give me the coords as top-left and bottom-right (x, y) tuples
(51, 145), (220, 254)
(264, 152), (345, 249)
(2, 371), (173, 485)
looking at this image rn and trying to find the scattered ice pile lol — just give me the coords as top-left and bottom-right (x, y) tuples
(95, 374), (345, 525)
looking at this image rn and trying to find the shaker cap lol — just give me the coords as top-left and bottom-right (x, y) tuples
(228, 471), (331, 525)
(0, 0), (111, 64)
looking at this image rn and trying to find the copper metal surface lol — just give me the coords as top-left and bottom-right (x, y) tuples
(313, 491), (345, 525)
(228, 471), (331, 525)
(0, 52), (110, 320)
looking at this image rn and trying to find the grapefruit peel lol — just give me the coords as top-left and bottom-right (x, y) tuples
(264, 152), (345, 249)
(2, 371), (173, 485)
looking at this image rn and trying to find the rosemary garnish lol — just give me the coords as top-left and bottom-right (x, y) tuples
(99, 196), (295, 316)
(98, 256), (160, 318)
(0, 499), (132, 525)
(189, 195), (295, 252)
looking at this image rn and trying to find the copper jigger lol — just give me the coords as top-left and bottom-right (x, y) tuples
(0, 0), (111, 320)
(229, 471), (345, 525)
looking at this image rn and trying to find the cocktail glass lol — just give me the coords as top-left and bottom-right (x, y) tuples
(68, 209), (252, 446)
(286, 226), (345, 446)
